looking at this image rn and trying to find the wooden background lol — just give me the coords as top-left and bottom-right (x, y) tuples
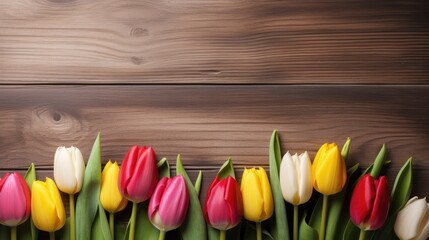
(1, 0), (429, 208)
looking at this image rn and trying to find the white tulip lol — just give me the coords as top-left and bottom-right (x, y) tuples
(54, 146), (85, 194)
(280, 151), (313, 205)
(394, 196), (429, 240)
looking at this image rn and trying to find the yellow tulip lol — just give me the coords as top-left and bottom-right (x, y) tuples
(31, 177), (66, 232)
(241, 167), (274, 222)
(100, 161), (128, 213)
(311, 143), (347, 195)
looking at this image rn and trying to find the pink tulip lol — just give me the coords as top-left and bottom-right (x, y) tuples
(0, 172), (31, 227)
(118, 145), (158, 203)
(148, 176), (189, 232)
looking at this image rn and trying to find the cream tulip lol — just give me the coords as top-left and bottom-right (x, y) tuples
(280, 151), (313, 206)
(54, 146), (85, 194)
(394, 196), (429, 240)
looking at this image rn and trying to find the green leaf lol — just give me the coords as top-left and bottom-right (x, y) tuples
(194, 170), (203, 196)
(157, 157), (170, 178)
(341, 137), (351, 161)
(115, 222), (127, 240)
(57, 218), (70, 240)
(342, 219), (360, 240)
(372, 157), (413, 240)
(176, 155), (207, 240)
(122, 202), (159, 240)
(299, 211), (318, 240)
(325, 163), (359, 240)
(17, 163), (38, 240)
(76, 133), (102, 240)
(370, 145), (386, 178)
(268, 130), (289, 240)
(217, 158), (235, 179)
(91, 202), (112, 240)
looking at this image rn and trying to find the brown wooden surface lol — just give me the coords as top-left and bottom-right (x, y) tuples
(1, 1), (429, 84)
(0, 85), (428, 197)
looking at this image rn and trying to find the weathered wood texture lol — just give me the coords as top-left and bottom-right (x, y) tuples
(1, 1), (429, 84)
(0, 86), (428, 196)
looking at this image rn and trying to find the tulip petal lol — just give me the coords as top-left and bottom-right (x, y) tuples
(241, 168), (264, 222)
(394, 197), (429, 240)
(54, 147), (78, 194)
(72, 147), (85, 193)
(350, 174), (376, 229)
(0, 173), (31, 226)
(119, 145), (140, 196)
(313, 144), (346, 195)
(258, 167), (274, 220)
(369, 177), (390, 230)
(100, 161), (128, 213)
(280, 152), (299, 205)
(32, 180), (57, 232)
(298, 152), (313, 205)
(157, 176), (189, 231)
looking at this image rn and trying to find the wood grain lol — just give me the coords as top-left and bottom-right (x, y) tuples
(0, 85), (428, 196)
(1, 1), (429, 84)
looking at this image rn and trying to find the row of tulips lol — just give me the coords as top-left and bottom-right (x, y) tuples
(0, 131), (428, 240)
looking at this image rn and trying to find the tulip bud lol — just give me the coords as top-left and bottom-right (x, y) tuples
(350, 174), (390, 230)
(100, 161), (128, 213)
(148, 176), (189, 232)
(204, 176), (243, 231)
(312, 143), (347, 195)
(54, 146), (85, 195)
(280, 151), (313, 206)
(31, 177), (66, 232)
(118, 145), (158, 203)
(0, 172), (31, 226)
(394, 196), (429, 240)
(241, 167), (274, 222)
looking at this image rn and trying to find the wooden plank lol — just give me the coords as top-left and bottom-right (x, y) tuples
(0, 85), (428, 196)
(1, 1), (428, 84)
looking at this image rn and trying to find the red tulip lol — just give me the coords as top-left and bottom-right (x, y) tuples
(148, 176), (189, 232)
(118, 145), (158, 203)
(350, 174), (390, 230)
(0, 172), (31, 226)
(204, 176), (243, 231)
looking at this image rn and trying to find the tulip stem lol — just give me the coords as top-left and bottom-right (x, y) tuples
(256, 222), (262, 240)
(319, 195), (328, 240)
(69, 194), (75, 240)
(129, 202), (138, 240)
(219, 230), (226, 240)
(294, 205), (298, 240)
(11, 226), (17, 240)
(50, 232), (55, 240)
(110, 212), (115, 239)
(158, 231), (166, 240)
(359, 229), (366, 240)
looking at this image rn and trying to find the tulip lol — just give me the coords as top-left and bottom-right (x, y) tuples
(54, 146), (85, 194)
(148, 176), (189, 239)
(312, 143), (347, 195)
(280, 151), (313, 240)
(350, 174), (390, 230)
(241, 167), (273, 240)
(394, 196), (429, 240)
(312, 143), (347, 240)
(100, 161), (128, 238)
(119, 145), (158, 240)
(54, 146), (85, 240)
(0, 172), (31, 240)
(204, 176), (243, 232)
(0, 172), (31, 226)
(31, 177), (66, 239)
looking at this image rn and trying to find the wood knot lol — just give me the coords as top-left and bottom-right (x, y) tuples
(131, 56), (145, 65)
(130, 28), (148, 37)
